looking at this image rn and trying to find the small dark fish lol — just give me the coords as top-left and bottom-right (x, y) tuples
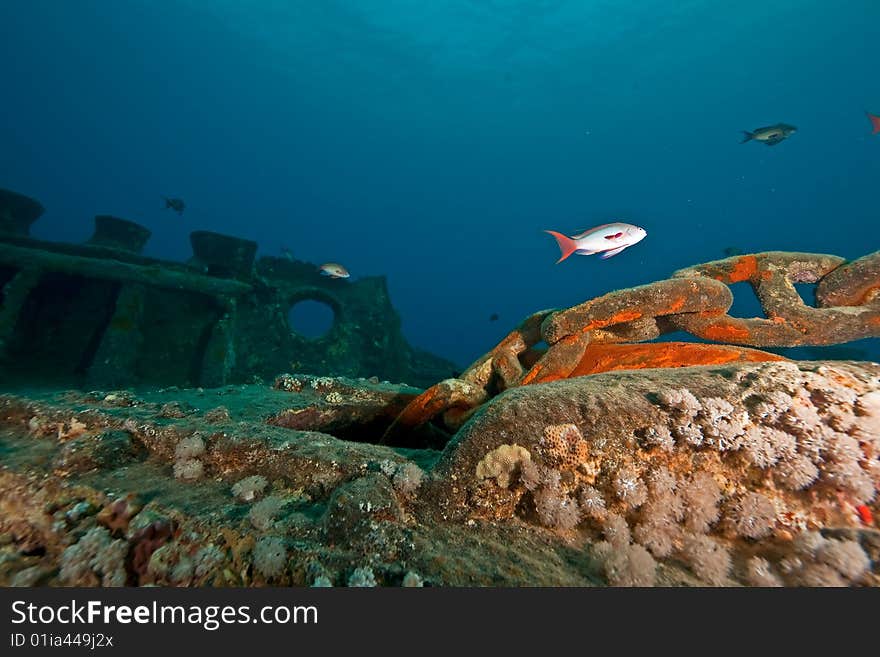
(163, 197), (185, 214)
(867, 111), (880, 134)
(741, 123), (797, 146)
(489, 313), (499, 322)
(723, 246), (743, 257)
(280, 246), (294, 261)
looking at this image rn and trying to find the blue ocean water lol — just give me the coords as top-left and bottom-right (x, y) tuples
(1, 1), (878, 368)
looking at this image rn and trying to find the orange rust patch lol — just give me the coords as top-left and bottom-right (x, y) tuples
(521, 333), (586, 384)
(667, 296), (687, 313)
(520, 364), (544, 385)
(521, 362), (574, 386)
(390, 381), (477, 430)
(570, 342), (786, 377)
(396, 385), (447, 422)
(523, 370), (569, 385)
(700, 321), (752, 342)
(582, 309), (643, 333)
(728, 255), (759, 283)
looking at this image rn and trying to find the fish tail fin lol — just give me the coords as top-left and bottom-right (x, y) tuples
(740, 131), (753, 143)
(545, 230), (578, 264)
(867, 111), (880, 134)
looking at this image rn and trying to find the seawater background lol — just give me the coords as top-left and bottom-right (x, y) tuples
(1, 0), (878, 368)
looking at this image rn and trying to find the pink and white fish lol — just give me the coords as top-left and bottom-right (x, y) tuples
(545, 222), (647, 263)
(319, 262), (350, 279)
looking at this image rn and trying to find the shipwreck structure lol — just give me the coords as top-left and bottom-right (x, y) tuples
(1, 186), (880, 588)
(0, 188), (455, 389)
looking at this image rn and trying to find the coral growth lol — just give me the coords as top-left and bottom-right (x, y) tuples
(680, 535), (731, 585)
(391, 462), (424, 497)
(1, 348), (879, 588)
(232, 475), (269, 502)
(434, 359), (880, 586)
(744, 557), (784, 587)
(475, 444), (533, 489)
(533, 473), (582, 530)
(781, 532), (871, 586)
(59, 527), (127, 587)
(173, 434), (206, 481)
(347, 566), (378, 587)
(593, 540), (657, 587)
(539, 424), (591, 470)
(250, 496), (286, 532)
(253, 536), (288, 580)
(723, 492), (776, 539)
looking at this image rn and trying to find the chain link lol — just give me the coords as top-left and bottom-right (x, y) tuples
(382, 250), (880, 442)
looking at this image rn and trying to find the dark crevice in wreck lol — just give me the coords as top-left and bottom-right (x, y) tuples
(0, 265), (18, 303)
(7, 273), (119, 383)
(336, 418), (451, 451)
(75, 281), (124, 375)
(189, 304), (227, 386)
(267, 401), (453, 451)
(134, 289), (225, 387)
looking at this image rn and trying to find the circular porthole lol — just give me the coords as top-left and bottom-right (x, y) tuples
(288, 299), (336, 339)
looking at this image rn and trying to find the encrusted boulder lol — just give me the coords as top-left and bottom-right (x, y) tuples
(427, 360), (880, 586)
(52, 429), (148, 475)
(322, 474), (406, 559)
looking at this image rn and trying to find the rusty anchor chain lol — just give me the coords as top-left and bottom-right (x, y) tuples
(665, 251), (880, 346)
(381, 250), (880, 444)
